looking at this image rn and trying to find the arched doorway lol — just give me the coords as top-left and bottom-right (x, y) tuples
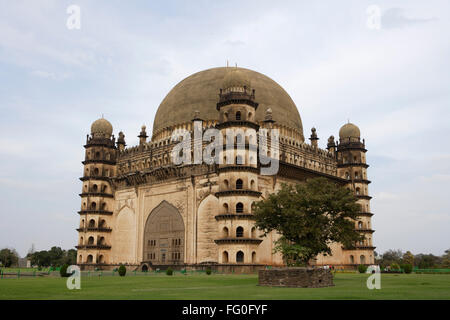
(143, 201), (185, 265)
(236, 251), (244, 263)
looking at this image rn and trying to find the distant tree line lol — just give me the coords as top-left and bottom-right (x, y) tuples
(0, 246), (76, 268)
(375, 249), (450, 269)
(0, 248), (19, 267)
(27, 247), (77, 268)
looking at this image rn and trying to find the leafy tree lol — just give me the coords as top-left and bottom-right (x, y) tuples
(391, 262), (400, 270)
(166, 267), (173, 276)
(415, 254), (440, 269)
(27, 247), (77, 268)
(358, 264), (368, 273)
(401, 264), (412, 274)
(442, 249), (450, 268)
(402, 251), (414, 266)
(253, 178), (363, 266)
(0, 248), (19, 267)
(379, 249), (403, 268)
(60, 264), (70, 277)
(48, 246), (64, 267)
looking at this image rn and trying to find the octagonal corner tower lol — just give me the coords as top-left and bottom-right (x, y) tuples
(152, 67), (304, 142)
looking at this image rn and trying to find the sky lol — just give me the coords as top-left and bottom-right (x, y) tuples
(0, 0), (449, 258)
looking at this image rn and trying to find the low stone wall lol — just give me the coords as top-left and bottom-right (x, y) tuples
(258, 267), (334, 288)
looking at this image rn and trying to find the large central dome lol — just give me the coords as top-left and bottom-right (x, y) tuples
(152, 67), (304, 140)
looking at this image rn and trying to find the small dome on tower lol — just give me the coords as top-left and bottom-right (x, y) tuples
(222, 68), (251, 90)
(339, 122), (360, 141)
(91, 117), (113, 138)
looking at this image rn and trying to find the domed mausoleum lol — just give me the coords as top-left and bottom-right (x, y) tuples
(76, 67), (375, 271)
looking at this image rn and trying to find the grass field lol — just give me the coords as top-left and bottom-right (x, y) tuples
(0, 273), (449, 300)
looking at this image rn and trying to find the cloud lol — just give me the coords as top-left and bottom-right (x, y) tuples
(381, 7), (437, 29)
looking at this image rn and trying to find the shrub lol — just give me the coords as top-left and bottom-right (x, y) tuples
(206, 267), (212, 275)
(118, 265), (126, 277)
(391, 263), (400, 271)
(166, 267), (173, 276)
(402, 264), (413, 274)
(358, 264), (368, 273)
(60, 264), (70, 277)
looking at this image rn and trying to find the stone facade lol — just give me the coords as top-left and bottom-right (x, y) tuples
(258, 267), (334, 288)
(75, 67), (375, 271)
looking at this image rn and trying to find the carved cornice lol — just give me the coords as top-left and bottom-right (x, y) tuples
(215, 214), (255, 221)
(358, 212), (374, 217)
(78, 210), (113, 216)
(76, 227), (112, 233)
(356, 195), (372, 200)
(82, 159), (116, 165)
(216, 121), (260, 130)
(75, 245), (111, 250)
(215, 190), (262, 197)
(338, 163), (369, 169)
(214, 238), (263, 245)
(79, 192), (114, 198)
(217, 166), (259, 174)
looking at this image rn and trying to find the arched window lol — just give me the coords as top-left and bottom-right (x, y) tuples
(236, 202), (244, 213)
(360, 255), (366, 264)
(79, 255), (82, 263)
(95, 152), (100, 159)
(236, 134), (244, 145)
(87, 255), (93, 263)
(223, 179), (229, 189)
(88, 237), (94, 245)
(236, 226), (244, 238)
(81, 219), (85, 228)
(222, 251), (229, 263)
(101, 203), (107, 211)
(223, 203), (229, 213)
(90, 202), (97, 210)
(248, 112), (252, 120)
(350, 255), (354, 264)
(236, 179), (243, 190)
(358, 221), (363, 229)
(251, 227), (256, 238)
(252, 251), (256, 263)
(94, 168), (99, 176)
(98, 255), (104, 263)
(89, 219), (95, 228)
(99, 237), (105, 245)
(250, 180), (255, 189)
(99, 219), (105, 228)
(236, 111), (241, 121)
(356, 187), (360, 195)
(79, 237), (84, 245)
(236, 155), (243, 165)
(222, 227), (229, 238)
(236, 251), (244, 263)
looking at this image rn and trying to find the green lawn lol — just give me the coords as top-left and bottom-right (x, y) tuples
(0, 273), (449, 300)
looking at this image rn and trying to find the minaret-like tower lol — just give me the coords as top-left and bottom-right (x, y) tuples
(214, 68), (263, 265)
(76, 118), (116, 269)
(336, 122), (375, 266)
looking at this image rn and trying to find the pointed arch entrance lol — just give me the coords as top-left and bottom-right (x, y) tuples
(143, 201), (185, 265)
